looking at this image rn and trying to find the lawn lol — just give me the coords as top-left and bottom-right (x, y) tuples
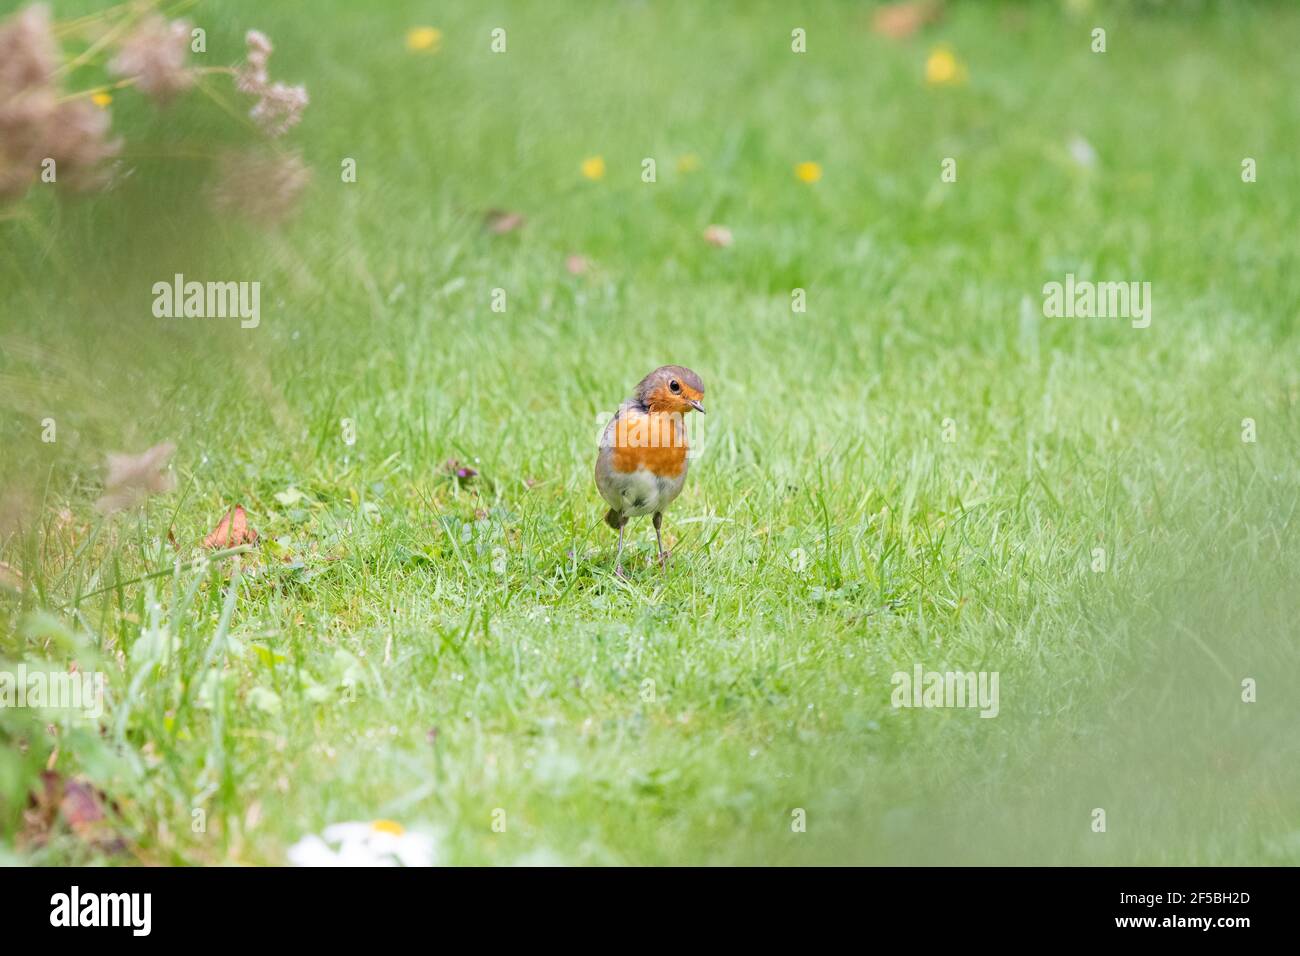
(1, 0), (1298, 866)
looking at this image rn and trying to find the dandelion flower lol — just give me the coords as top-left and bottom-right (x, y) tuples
(90, 91), (111, 107)
(794, 161), (822, 184)
(580, 155), (605, 180)
(288, 820), (439, 867)
(108, 15), (194, 105)
(925, 46), (967, 86)
(676, 153), (701, 173)
(406, 27), (442, 52)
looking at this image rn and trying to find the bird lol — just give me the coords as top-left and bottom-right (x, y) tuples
(595, 365), (706, 575)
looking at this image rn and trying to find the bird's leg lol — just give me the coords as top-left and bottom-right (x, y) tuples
(614, 517), (626, 577)
(653, 511), (667, 569)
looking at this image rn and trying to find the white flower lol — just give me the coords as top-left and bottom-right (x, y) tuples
(235, 29), (308, 136)
(107, 15), (194, 105)
(1067, 135), (1097, 170)
(287, 820), (439, 867)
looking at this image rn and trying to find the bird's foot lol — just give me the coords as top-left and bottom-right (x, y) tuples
(657, 550), (670, 570)
(615, 564), (626, 579)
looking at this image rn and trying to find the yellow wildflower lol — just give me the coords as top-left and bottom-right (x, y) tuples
(794, 161), (822, 184)
(925, 46), (967, 86)
(406, 27), (442, 52)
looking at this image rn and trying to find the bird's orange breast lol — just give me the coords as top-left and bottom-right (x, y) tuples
(610, 410), (688, 477)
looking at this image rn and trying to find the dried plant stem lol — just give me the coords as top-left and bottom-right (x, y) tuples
(70, 544), (253, 606)
(51, 2), (139, 38)
(191, 72), (258, 132)
(52, 9), (146, 78)
(60, 66), (232, 103)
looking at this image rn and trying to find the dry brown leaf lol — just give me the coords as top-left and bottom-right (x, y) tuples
(872, 1), (942, 40)
(60, 777), (107, 831)
(21, 771), (129, 855)
(484, 209), (526, 234)
(202, 504), (259, 549)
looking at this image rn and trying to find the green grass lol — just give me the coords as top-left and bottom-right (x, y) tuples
(2, 0), (1298, 865)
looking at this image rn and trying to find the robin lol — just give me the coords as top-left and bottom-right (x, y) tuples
(595, 365), (706, 575)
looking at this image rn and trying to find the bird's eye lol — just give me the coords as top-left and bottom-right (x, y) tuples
(669, 380), (681, 393)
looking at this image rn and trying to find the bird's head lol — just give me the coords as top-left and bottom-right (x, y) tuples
(635, 365), (706, 415)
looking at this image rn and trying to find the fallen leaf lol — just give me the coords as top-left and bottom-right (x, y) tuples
(60, 777), (106, 830)
(203, 504), (260, 549)
(872, 1), (942, 40)
(94, 441), (177, 514)
(703, 224), (733, 247)
(21, 771), (129, 855)
(484, 209), (526, 234)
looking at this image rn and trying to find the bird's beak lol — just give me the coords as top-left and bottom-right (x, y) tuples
(688, 399), (706, 414)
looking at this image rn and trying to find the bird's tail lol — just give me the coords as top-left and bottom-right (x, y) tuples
(604, 508), (624, 530)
